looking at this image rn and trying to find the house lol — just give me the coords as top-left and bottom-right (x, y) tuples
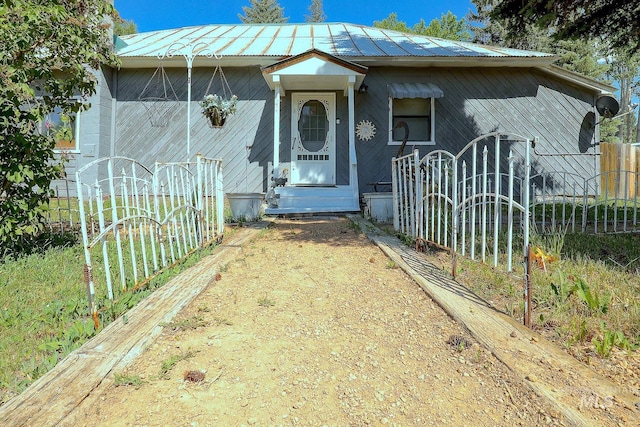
(63, 23), (614, 214)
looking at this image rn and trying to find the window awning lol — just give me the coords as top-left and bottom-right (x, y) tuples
(388, 82), (444, 99)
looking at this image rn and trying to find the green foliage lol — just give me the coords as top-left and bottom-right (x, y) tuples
(471, 0), (638, 145)
(159, 350), (197, 379)
(549, 270), (609, 314)
(258, 294), (275, 307)
(412, 12), (471, 41)
(0, 0), (119, 254)
(0, 236), (220, 402)
(469, 0), (551, 50)
(373, 12), (411, 33)
(113, 10), (137, 36)
(374, 12), (471, 41)
(573, 277), (610, 314)
(238, 0), (288, 24)
(553, 39), (610, 80)
(114, 372), (144, 388)
(1, 229), (78, 259)
(593, 323), (637, 358)
(490, 0), (640, 53)
(563, 232), (640, 273)
(161, 315), (208, 332)
(603, 47), (640, 144)
(549, 270), (574, 304)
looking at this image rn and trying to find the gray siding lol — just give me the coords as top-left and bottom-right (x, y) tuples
(355, 67), (598, 194)
(55, 66), (115, 192)
(114, 67), (274, 194)
(93, 64), (598, 197)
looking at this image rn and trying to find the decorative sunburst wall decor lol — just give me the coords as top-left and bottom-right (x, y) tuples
(356, 120), (376, 142)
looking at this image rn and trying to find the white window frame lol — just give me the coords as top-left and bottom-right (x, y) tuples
(387, 96), (437, 146)
(37, 100), (81, 154)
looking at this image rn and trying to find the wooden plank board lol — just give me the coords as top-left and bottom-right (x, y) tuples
(350, 215), (639, 427)
(0, 223), (268, 426)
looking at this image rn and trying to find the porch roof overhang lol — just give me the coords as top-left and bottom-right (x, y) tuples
(261, 49), (368, 94)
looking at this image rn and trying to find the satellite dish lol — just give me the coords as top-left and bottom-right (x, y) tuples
(596, 95), (620, 118)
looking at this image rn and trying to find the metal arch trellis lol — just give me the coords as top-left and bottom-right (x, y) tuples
(138, 64), (180, 127)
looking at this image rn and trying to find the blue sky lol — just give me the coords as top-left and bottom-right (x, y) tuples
(114, 0), (477, 32)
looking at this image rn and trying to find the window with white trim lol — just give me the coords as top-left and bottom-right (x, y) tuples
(39, 105), (80, 152)
(388, 82), (443, 146)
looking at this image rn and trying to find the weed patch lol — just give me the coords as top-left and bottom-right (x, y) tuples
(161, 315), (208, 332)
(258, 294), (275, 308)
(114, 372), (144, 389)
(418, 231), (640, 361)
(159, 350), (197, 380)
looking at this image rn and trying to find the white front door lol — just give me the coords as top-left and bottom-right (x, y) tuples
(291, 93), (336, 185)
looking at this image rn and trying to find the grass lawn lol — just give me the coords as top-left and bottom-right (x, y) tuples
(0, 232), (223, 405)
(455, 231), (640, 358)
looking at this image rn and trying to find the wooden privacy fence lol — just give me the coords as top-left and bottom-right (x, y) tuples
(76, 155), (224, 321)
(600, 142), (640, 198)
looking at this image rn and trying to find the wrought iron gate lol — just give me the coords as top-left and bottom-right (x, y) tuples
(392, 132), (532, 272)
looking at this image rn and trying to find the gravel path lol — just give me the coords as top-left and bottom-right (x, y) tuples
(68, 218), (563, 426)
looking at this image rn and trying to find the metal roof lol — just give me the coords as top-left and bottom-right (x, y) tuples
(115, 23), (556, 68)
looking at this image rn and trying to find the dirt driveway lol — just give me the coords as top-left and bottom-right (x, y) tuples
(67, 217), (564, 426)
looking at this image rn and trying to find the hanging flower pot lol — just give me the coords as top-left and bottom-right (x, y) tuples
(205, 108), (227, 127)
(200, 94), (237, 128)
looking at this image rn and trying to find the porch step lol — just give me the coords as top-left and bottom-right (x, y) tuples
(264, 186), (360, 215)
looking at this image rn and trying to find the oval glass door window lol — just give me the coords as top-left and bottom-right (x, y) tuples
(298, 100), (328, 153)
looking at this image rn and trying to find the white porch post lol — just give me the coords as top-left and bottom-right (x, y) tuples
(273, 76), (281, 178)
(347, 76), (358, 197)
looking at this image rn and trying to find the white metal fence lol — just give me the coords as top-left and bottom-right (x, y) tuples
(393, 132), (640, 274)
(76, 155), (224, 320)
(393, 132), (532, 272)
(532, 169), (640, 234)
(46, 178), (81, 234)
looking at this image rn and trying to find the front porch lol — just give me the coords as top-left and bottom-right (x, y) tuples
(261, 49), (368, 215)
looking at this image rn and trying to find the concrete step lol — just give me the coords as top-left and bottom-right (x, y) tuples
(265, 185), (359, 214)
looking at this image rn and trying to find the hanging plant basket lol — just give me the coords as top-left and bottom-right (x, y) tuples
(200, 94), (237, 128)
(201, 61), (237, 128)
(206, 110), (226, 128)
(204, 106), (226, 127)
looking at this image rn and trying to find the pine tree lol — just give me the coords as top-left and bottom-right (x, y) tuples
(372, 13), (411, 33)
(113, 11), (137, 36)
(469, 0), (639, 144)
(238, 0), (288, 24)
(412, 12), (471, 41)
(468, 0), (549, 51)
(305, 0), (326, 23)
(374, 12), (470, 42)
(490, 0), (640, 53)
